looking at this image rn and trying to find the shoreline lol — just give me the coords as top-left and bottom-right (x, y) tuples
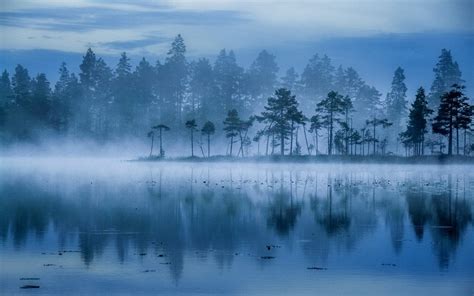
(131, 155), (474, 165)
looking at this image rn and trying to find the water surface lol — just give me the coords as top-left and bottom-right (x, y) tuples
(0, 158), (473, 295)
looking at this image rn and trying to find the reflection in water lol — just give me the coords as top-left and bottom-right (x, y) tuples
(0, 160), (473, 294)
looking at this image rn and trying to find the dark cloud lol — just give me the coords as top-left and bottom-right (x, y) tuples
(0, 7), (249, 32)
(100, 36), (172, 50)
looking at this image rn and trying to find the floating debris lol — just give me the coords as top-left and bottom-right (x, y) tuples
(381, 263), (397, 267)
(20, 285), (40, 289)
(142, 269), (156, 273)
(260, 256), (275, 259)
(20, 278), (40, 281)
(307, 267), (327, 270)
(43, 264), (55, 267)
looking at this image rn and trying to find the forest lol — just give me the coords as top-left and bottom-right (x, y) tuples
(0, 34), (472, 158)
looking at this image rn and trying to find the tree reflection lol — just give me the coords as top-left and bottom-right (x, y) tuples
(0, 166), (472, 283)
(404, 175), (473, 268)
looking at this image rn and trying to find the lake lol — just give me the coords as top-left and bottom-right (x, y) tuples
(0, 158), (473, 295)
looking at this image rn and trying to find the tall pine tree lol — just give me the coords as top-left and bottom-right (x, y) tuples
(432, 84), (471, 155)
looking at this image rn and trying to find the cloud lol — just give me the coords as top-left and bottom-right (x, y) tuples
(0, 0), (472, 56)
(100, 36), (172, 51)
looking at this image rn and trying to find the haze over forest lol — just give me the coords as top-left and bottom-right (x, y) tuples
(0, 0), (473, 158)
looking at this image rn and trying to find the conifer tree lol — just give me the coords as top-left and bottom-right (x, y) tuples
(152, 124), (170, 157)
(432, 84), (472, 155)
(223, 109), (241, 156)
(201, 121), (215, 157)
(386, 67), (408, 132)
(185, 119), (197, 157)
(259, 88), (300, 155)
(399, 87), (432, 155)
(429, 49), (464, 110)
(316, 91), (345, 155)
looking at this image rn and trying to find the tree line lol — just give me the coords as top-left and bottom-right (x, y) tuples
(0, 35), (472, 156)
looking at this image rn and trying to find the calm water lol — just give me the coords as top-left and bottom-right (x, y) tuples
(0, 158), (473, 295)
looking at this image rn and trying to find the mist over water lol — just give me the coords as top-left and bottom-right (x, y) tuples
(0, 158), (473, 295)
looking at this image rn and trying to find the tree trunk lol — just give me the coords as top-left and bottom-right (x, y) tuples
(149, 133), (154, 157)
(328, 111), (333, 155)
(345, 111), (349, 155)
(315, 131), (318, 155)
(373, 121), (376, 155)
(191, 130), (194, 157)
(456, 127), (460, 155)
(448, 120), (453, 155)
(265, 133), (270, 156)
(295, 127), (299, 155)
(159, 128), (163, 157)
(207, 134), (210, 158)
(421, 134), (424, 156)
(238, 132), (243, 157)
(230, 136), (233, 156)
(464, 128), (467, 155)
(271, 132), (275, 155)
(303, 125), (310, 155)
(281, 130), (285, 156)
(290, 122), (294, 155)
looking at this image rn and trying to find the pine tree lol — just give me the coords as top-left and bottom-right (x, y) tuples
(259, 88), (300, 155)
(78, 48), (113, 136)
(30, 73), (51, 125)
(365, 117), (392, 155)
(223, 109), (241, 156)
(91, 58), (113, 137)
(281, 67), (299, 91)
(185, 119), (197, 157)
(309, 114), (323, 155)
(333, 65), (346, 94)
(399, 87), (432, 155)
(189, 58), (214, 121)
(288, 98), (305, 155)
(0, 70), (13, 105)
(316, 91), (345, 155)
(386, 67), (408, 132)
(134, 58), (156, 131)
(163, 35), (188, 127)
(152, 124), (170, 157)
(114, 52), (134, 133)
(301, 54), (334, 103)
(201, 121), (215, 157)
(343, 67), (364, 100)
(429, 49), (464, 110)
(341, 96), (353, 155)
(432, 84), (472, 155)
(214, 49), (243, 113)
(0, 70), (13, 129)
(79, 48), (97, 89)
(12, 65), (32, 112)
(51, 63), (74, 133)
(356, 84), (382, 121)
(246, 50), (279, 110)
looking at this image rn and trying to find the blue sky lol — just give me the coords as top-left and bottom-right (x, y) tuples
(0, 0), (473, 97)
